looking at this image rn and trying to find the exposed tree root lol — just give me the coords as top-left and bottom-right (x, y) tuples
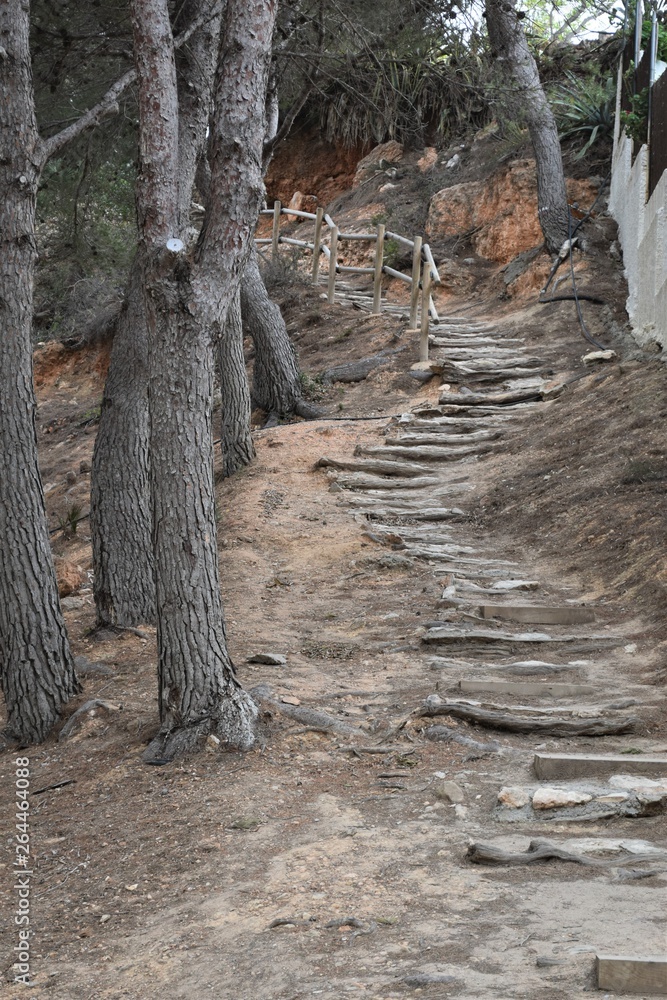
(59, 699), (120, 741)
(250, 685), (363, 735)
(467, 838), (667, 868)
(417, 699), (638, 736)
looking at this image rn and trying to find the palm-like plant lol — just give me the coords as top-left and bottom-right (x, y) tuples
(550, 71), (616, 159)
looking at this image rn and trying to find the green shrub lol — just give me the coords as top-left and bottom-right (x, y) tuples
(551, 72), (616, 159)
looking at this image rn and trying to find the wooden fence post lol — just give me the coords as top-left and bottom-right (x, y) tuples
(312, 206), (324, 284)
(372, 223), (385, 314)
(327, 225), (339, 304)
(420, 261), (432, 362)
(272, 200), (282, 259)
(409, 236), (422, 329)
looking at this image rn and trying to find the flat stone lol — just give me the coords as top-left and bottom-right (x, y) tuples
(534, 753), (667, 781)
(478, 604), (596, 625)
(532, 787), (593, 810)
(562, 837), (667, 856)
(609, 775), (667, 795)
(582, 349), (617, 363)
(497, 786), (530, 808)
(73, 656), (114, 677)
(459, 679), (596, 698)
(61, 595), (86, 610)
(490, 580), (540, 591)
(434, 780), (465, 804)
(247, 653), (287, 666)
(594, 792), (629, 803)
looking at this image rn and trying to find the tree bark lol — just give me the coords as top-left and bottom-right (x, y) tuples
(132, 0), (276, 759)
(89, 262), (155, 625)
(241, 245), (304, 418)
(90, 0), (222, 627)
(143, 262), (257, 760)
(0, 0), (80, 743)
(485, 0), (571, 254)
(217, 290), (256, 478)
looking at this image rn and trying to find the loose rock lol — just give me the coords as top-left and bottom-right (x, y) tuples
(532, 787), (593, 810)
(247, 653), (287, 666)
(498, 786), (530, 809)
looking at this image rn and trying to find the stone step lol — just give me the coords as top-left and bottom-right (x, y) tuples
(456, 679), (597, 699)
(596, 955), (667, 995)
(429, 658), (581, 675)
(478, 604), (596, 625)
(423, 626), (619, 646)
(534, 752), (667, 781)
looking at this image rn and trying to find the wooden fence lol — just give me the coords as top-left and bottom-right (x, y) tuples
(255, 201), (441, 362)
(621, 6), (667, 198)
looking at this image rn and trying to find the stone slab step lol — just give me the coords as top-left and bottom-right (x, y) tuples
(596, 955), (667, 995)
(429, 658), (581, 675)
(457, 679), (597, 698)
(423, 626), (619, 646)
(478, 604), (596, 625)
(534, 752), (667, 781)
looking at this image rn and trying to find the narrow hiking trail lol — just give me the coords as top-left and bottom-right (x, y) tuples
(6, 277), (666, 1000)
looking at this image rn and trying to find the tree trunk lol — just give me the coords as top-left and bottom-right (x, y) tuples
(90, 0), (222, 628)
(131, 0), (276, 759)
(143, 263), (257, 760)
(217, 289), (255, 478)
(173, 0), (223, 231)
(89, 261), (155, 625)
(485, 0), (571, 254)
(241, 245), (304, 418)
(0, 0), (79, 743)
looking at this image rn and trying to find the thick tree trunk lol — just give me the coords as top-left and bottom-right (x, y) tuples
(485, 0), (571, 254)
(0, 0), (79, 742)
(143, 265), (257, 760)
(90, 0), (221, 627)
(89, 262), (155, 625)
(241, 245), (304, 418)
(131, 0), (276, 759)
(174, 0), (223, 231)
(217, 290), (255, 478)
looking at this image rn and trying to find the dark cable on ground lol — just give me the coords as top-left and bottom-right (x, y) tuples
(539, 173), (610, 352)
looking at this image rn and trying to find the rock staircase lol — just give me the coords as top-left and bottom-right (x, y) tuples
(316, 308), (667, 995)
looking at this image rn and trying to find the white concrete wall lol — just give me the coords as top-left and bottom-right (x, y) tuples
(609, 129), (667, 349)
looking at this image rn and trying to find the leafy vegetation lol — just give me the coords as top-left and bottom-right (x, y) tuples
(551, 71), (616, 158)
(620, 85), (650, 146)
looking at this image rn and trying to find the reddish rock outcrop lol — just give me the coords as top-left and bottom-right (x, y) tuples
(427, 159), (598, 264)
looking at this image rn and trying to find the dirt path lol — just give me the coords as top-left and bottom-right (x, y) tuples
(1, 285), (666, 999)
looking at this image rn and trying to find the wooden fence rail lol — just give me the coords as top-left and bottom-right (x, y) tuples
(255, 201), (441, 352)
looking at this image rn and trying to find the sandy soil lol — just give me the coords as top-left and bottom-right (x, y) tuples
(1, 185), (667, 1000)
